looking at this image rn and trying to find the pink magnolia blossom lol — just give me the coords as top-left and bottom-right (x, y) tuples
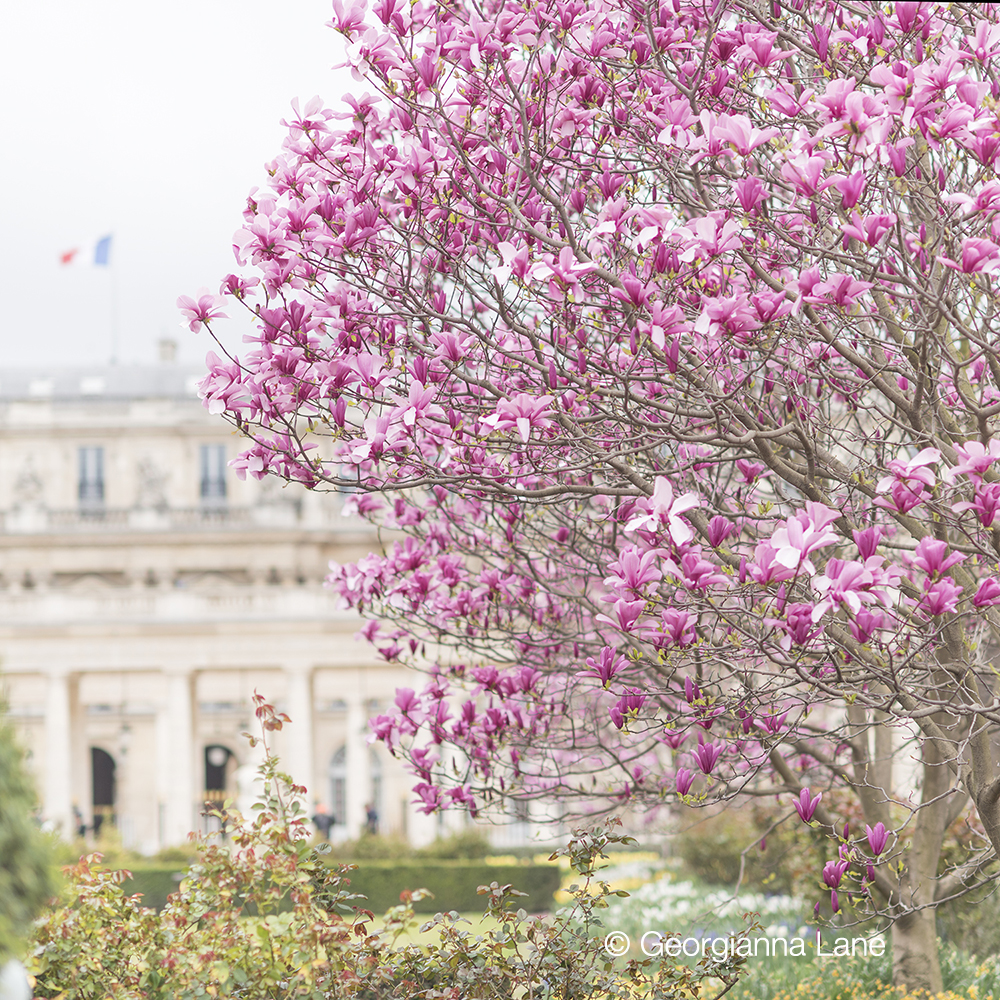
(684, 677), (702, 704)
(625, 478), (700, 545)
(609, 689), (647, 730)
(911, 537), (965, 578)
(812, 557), (894, 619)
(849, 608), (886, 644)
(918, 579), (963, 617)
(583, 646), (626, 689)
(768, 503), (840, 574)
(842, 212), (897, 248)
(604, 546), (662, 597)
(413, 782), (443, 814)
(875, 448), (941, 513)
(177, 291), (228, 332)
(780, 603), (821, 649)
(711, 113), (779, 156)
(973, 578), (1000, 608)
(829, 170), (867, 208)
(596, 598), (647, 634)
(706, 516), (736, 548)
(805, 273), (874, 309)
(938, 237), (1000, 274)
(657, 608), (697, 647)
(793, 788), (823, 823)
(665, 549), (730, 592)
(692, 740), (724, 774)
(756, 709), (789, 735)
(822, 858), (850, 888)
(866, 822), (889, 855)
(481, 394), (555, 442)
(853, 527), (883, 560)
(945, 440), (1000, 483)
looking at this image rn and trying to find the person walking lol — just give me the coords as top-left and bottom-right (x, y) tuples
(312, 802), (334, 840)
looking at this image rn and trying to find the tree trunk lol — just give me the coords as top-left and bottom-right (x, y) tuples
(892, 908), (941, 994)
(890, 701), (952, 994)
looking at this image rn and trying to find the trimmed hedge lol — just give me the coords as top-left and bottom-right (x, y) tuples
(341, 861), (560, 914)
(120, 868), (184, 912)
(122, 860), (560, 915)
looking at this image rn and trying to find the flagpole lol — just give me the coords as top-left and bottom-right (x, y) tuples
(94, 234), (117, 364)
(110, 247), (119, 365)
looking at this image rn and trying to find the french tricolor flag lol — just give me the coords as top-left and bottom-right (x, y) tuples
(60, 234), (112, 266)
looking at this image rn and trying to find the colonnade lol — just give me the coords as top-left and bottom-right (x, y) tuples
(40, 666), (379, 848)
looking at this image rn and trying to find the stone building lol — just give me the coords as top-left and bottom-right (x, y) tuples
(0, 361), (446, 853)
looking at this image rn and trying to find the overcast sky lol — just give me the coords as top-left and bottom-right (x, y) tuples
(2, 0), (356, 369)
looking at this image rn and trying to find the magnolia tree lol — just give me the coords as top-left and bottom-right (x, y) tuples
(188, 0), (1000, 990)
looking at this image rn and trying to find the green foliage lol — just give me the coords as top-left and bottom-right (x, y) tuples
(144, 839), (202, 866)
(27, 694), (747, 999)
(334, 826), (491, 861)
(414, 827), (491, 860)
(0, 711), (55, 962)
(50, 826), (141, 869)
(674, 805), (826, 896)
(935, 874), (1000, 959)
(727, 943), (1000, 1000)
(727, 948), (891, 1000)
(332, 830), (414, 860)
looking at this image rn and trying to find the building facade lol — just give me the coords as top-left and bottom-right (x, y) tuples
(0, 363), (447, 853)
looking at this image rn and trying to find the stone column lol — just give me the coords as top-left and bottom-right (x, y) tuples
(345, 695), (370, 838)
(158, 671), (195, 845)
(284, 666), (314, 801)
(43, 670), (74, 836)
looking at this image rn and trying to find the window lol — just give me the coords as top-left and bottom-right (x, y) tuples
(329, 746), (347, 828)
(200, 444), (227, 504)
(370, 749), (382, 826)
(78, 446), (104, 507)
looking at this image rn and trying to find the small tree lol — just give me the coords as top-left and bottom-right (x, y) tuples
(190, 1), (1000, 990)
(0, 709), (55, 965)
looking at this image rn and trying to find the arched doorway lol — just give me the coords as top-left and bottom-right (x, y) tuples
(203, 744), (237, 836)
(90, 747), (116, 836)
(204, 744), (237, 804)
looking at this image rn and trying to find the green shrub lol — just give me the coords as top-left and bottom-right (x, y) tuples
(333, 826), (491, 862)
(332, 831), (414, 860)
(935, 876), (1000, 960)
(27, 695), (744, 1000)
(49, 825), (144, 870)
(414, 828), (491, 860)
(0, 711), (55, 962)
(146, 841), (201, 866)
(674, 805), (826, 895)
